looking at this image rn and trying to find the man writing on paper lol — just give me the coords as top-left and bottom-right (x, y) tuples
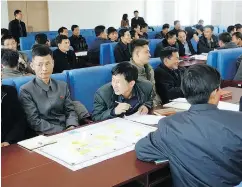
(20, 45), (79, 135)
(92, 62), (154, 121)
(135, 64), (242, 187)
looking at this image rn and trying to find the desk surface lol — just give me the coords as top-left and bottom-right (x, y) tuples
(2, 142), (167, 187)
(222, 87), (242, 104)
(179, 59), (206, 67)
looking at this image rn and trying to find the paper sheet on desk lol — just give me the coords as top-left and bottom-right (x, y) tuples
(190, 54), (207, 61)
(124, 112), (166, 125)
(164, 98), (239, 112)
(75, 51), (87, 56)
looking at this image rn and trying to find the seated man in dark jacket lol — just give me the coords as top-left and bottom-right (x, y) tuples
(139, 23), (149, 39)
(53, 35), (76, 73)
(154, 31), (179, 57)
(114, 28), (132, 63)
(69, 25), (88, 52)
(88, 25), (110, 64)
(155, 23), (169, 39)
(1, 85), (27, 147)
(136, 64), (242, 187)
(198, 25), (219, 53)
(51, 26), (68, 47)
(177, 30), (196, 56)
(217, 32), (238, 50)
(155, 47), (185, 104)
(92, 62), (154, 121)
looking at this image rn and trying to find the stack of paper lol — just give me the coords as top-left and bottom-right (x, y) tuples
(18, 135), (57, 150)
(190, 54), (207, 61)
(75, 51), (87, 57)
(124, 113), (165, 125)
(163, 98), (239, 112)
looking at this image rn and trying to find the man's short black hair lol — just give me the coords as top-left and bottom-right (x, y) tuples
(56, 35), (69, 45)
(140, 23), (148, 30)
(130, 30), (137, 39)
(107, 27), (117, 35)
(1, 48), (19, 68)
(218, 32), (232, 43)
(181, 64), (221, 104)
(227, 25), (235, 33)
(71, 25), (79, 31)
(134, 10), (139, 14)
(165, 30), (177, 40)
(204, 25), (214, 31)
(94, 25), (105, 37)
(1, 28), (9, 38)
(112, 62), (138, 82)
(35, 33), (48, 44)
(14, 10), (21, 16)
(162, 24), (170, 30)
(1, 35), (16, 46)
(174, 20), (180, 26)
(32, 45), (53, 59)
(159, 47), (178, 61)
(195, 25), (204, 32)
(130, 39), (149, 54)
(178, 30), (186, 35)
(58, 27), (67, 34)
(235, 23), (242, 31)
(132, 24), (140, 30)
(232, 32), (242, 40)
(119, 28), (130, 37)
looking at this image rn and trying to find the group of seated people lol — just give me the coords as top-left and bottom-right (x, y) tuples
(1, 44), (242, 186)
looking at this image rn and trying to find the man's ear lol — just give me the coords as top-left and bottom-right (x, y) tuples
(129, 80), (135, 88)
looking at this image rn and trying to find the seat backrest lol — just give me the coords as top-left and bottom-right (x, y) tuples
(20, 36), (35, 50)
(20, 50), (32, 62)
(1, 78), (15, 86)
(13, 73), (67, 93)
(149, 58), (161, 69)
(207, 50), (219, 68)
(85, 36), (96, 46)
(67, 66), (113, 112)
(217, 48), (242, 80)
(190, 38), (198, 53)
(149, 39), (162, 57)
(147, 31), (157, 39)
(100, 42), (117, 65)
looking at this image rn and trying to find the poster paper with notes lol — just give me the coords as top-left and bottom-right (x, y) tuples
(35, 118), (157, 171)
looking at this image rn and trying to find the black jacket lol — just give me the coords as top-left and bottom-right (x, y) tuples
(53, 49), (77, 73)
(154, 39), (179, 58)
(69, 35), (88, 52)
(155, 31), (166, 39)
(197, 35), (219, 54)
(155, 63), (185, 104)
(8, 19), (27, 42)
(136, 104), (242, 187)
(131, 17), (145, 28)
(114, 41), (131, 63)
(1, 85), (27, 144)
(92, 80), (154, 121)
(177, 39), (196, 56)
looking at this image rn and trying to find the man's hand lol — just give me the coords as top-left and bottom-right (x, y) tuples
(1, 142), (10, 147)
(66, 126), (75, 130)
(138, 105), (149, 115)
(193, 34), (199, 42)
(114, 103), (131, 115)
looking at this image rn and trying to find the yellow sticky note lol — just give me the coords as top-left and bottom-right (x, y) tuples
(135, 132), (142, 136)
(78, 149), (91, 155)
(108, 124), (116, 129)
(114, 130), (123, 134)
(95, 135), (110, 140)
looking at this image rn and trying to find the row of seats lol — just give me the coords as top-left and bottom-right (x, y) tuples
(207, 48), (242, 80)
(99, 38), (198, 65)
(2, 58), (161, 113)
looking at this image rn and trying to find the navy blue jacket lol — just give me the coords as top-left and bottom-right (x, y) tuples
(135, 104), (242, 187)
(87, 37), (110, 64)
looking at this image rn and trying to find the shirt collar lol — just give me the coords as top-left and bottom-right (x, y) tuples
(118, 88), (137, 102)
(35, 77), (53, 92)
(189, 104), (218, 111)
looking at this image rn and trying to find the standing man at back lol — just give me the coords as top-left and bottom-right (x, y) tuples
(8, 10), (27, 45)
(131, 10), (145, 29)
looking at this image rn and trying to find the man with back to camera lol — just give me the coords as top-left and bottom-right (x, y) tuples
(217, 32), (238, 50)
(136, 64), (242, 187)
